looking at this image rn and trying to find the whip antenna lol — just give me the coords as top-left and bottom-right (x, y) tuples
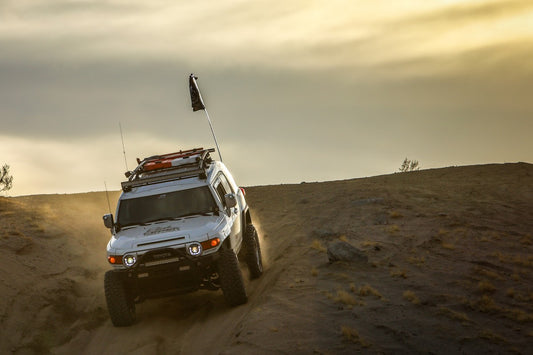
(104, 181), (112, 215)
(119, 122), (129, 171)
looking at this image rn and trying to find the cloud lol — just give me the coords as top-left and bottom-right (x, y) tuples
(1, 1), (532, 195)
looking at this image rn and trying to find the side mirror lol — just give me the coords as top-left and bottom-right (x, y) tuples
(224, 193), (237, 208)
(103, 214), (114, 229)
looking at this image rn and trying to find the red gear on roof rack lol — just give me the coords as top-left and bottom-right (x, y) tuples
(143, 148), (205, 172)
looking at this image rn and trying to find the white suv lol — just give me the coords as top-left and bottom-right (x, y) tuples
(102, 148), (263, 326)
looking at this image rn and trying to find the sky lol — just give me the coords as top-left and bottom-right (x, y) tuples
(1, 0), (532, 196)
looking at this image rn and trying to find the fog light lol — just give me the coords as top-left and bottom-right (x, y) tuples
(188, 242), (203, 256)
(123, 254), (137, 267)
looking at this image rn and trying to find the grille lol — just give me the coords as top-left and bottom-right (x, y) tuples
(139, 248), (186, 267)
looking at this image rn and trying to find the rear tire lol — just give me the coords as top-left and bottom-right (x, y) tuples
(244, 224), (263, 279)
(218, 248), (248, 306)
(104, 270), (136, 327)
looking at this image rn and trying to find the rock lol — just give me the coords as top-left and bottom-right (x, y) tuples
(326, 240), (368, 263)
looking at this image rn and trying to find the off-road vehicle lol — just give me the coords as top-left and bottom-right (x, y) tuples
(102, 148), (263, 326)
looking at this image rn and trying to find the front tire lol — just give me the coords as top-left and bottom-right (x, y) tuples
(104, 270), (136, 327)
(243, 224), (263, 279)
(218, 248), (248, 306)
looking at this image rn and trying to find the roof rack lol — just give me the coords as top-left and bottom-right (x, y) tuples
(121, 148), (215, 192)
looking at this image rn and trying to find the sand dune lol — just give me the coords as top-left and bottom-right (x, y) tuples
(1, 163), (532, 354)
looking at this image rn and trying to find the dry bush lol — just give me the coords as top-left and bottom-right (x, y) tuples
(478, 280), (496, 293)
(390, 269), (407, 279)
(387, 225), (400, 234)
(475, 267), (503, 280)
(357, 284), (383, 299)
(335, 290), (359, 306)
(471, 295), (499, 313)
(503, 288), (531, 301)
(403, 290), (420, 304)
(507, 308), (533, 323)
(520, 234), (532, 246)
(478, 235), (490, 243)
(469, 295), (533, 322)
(361, 241), (380, 248)
(492, 252), (533, 267)
(349, 283), (356, 293)
(479, 330), (506, 344)
(311, 239), (326, 252)
(438, 307), (471, 323)
(339, 235), (349, 242)
(407, 256), (425, 266)
(441, 242), (455, 250)
(341, 326), (371, 347)
(399, 158), (419, 173)
(389, 211), (403, 219)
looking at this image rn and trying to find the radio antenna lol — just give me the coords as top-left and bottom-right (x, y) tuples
(104, 181), (112, 215)
(119, 122), (129, 171)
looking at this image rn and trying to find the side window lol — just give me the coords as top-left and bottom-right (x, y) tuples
(215, 180), (228, 207)
(214, 173), (233, 208)
(219, 173), (234, 194)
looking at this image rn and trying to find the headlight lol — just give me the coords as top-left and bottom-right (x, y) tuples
(187, 242), (203, 256)
(123, 254), (137, 267)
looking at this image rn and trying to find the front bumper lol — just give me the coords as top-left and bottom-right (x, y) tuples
(112, 247), (222, 301)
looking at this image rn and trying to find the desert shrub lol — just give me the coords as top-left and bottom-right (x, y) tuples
(407, 256), (425, 266)
(311, 239), (326, 252)
(390, 269), (407, 279)
(0, 164), (13, 192)
(471, 295), (499, 313)
(357, 284), (383, 299)
(438, 307), (470, 322)
(341, 326), (371, 347)
(399, 158), (420, 173)
(335, 290), (358, 306)
(387, 225), (400, 234)
(479, 330), (506, 344)
(403, 290), (420, 304)
(389, 211), (403, 219)
(478, 280), (496, 293)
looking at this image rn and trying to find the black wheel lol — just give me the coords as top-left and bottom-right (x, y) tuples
(243, 224), (263, 279)
(218, 248), (248, 306)
(104, 270), (136, 327)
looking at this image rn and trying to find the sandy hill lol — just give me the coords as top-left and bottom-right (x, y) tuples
(1, 163), (532, 354)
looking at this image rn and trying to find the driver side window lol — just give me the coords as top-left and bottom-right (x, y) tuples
(215, 180), (228, 208)
(214, 173), (233, 208)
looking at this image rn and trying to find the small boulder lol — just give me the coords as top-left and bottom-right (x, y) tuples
(327, 240), (368, 263)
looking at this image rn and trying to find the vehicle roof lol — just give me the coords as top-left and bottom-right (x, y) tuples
(119, 161), (226, 200)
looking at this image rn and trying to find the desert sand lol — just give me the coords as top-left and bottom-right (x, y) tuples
(1, 163), (532, 354)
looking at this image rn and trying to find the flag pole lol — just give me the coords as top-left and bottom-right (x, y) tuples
(203, 109), (223, 162)
(189, 73), (223, 162)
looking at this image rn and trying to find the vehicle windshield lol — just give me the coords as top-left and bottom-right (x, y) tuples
(117, 186), (218, 228)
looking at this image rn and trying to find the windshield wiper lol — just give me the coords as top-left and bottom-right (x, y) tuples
(180, 211), (216, 218)
(118, 222), (147, 230)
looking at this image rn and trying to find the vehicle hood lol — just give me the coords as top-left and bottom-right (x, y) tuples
(108, 214), (224, 253)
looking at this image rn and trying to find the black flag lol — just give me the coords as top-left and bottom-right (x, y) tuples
(189, 74), (205, 111)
